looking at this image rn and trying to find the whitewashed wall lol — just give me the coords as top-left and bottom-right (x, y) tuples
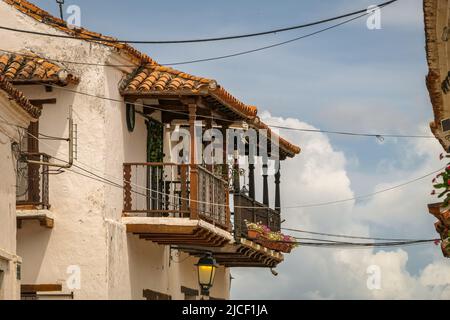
(0, 91), (34, 300)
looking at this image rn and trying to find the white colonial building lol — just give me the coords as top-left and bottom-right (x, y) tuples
(0, 0), (300, 300)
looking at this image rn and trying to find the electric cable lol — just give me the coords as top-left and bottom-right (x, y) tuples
(0, 116), (443, 211)
(0, 0), (398, 44)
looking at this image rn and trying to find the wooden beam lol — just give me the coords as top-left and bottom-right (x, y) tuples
(30, 98), (57, 106)
(126, 224), (195, 234)
(16, 216), (54, 229)
(21, 284), (62, 293)
(39, 217), (54, 229)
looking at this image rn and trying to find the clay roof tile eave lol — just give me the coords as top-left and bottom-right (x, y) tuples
(0, 75), (41, 118)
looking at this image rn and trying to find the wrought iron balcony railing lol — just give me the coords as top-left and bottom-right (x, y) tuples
(123, 163), (231, 231)
(16, 153), (50, 210)
(233, 193), (281, 240)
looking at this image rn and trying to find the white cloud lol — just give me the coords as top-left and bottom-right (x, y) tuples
(231, 113), (449, 300)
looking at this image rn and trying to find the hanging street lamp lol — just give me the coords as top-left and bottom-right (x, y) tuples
(196, 253), (219, 296)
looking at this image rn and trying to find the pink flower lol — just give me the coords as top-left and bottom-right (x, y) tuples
(434, 240), (441, 246)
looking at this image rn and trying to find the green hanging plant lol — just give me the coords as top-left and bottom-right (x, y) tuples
(431, 154), (450, 207)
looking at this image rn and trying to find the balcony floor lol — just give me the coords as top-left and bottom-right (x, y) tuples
(16, 209), (54, 229)
(123, 217), (233, 247)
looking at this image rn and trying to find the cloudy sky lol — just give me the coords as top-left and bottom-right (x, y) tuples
(32, 0), (450, 299)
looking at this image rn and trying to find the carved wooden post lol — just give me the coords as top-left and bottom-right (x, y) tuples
(225, 182), (231, 231)
(233, 136), (240, 193)
(221, 124), (229, 180)
(123, 164), (132, 213)
(275, 161), (281, 213)
(262, 156), (269, 207)
(205, 115), (213, 173)
(189, 104), (199, 220)
(248, 163), (255, 200)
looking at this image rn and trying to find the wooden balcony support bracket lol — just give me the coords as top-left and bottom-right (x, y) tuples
(174, 239), (284, 268)
(16, 209), (54, 229)
(123, 217), (233, 248)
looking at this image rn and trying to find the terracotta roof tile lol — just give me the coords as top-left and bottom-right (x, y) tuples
(120, 64), (299, 156)
(0, 52), (79, 85)
(120, 65), (258, 118)
(3, 0), (157, 66)
(0, 74), (41, 118)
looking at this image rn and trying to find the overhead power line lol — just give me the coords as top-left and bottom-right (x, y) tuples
(282, 167), (445, 209)
(263, 238), (439, 249)
(2, 117), (439, 249)
(2, 114), (443, 211)
(282, 227), (427, 242)
(162, 13), (368, 66)
(269, 125), (435, 139)
(26, 82), (435, 141)
(0, 11), (380, 67)
(0, 73), (435, 140)
(1, 82), (442, 210)
(0, 0), (399, 44)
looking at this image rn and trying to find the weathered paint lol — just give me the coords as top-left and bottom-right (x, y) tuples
(0, 90), (34, 300)
(0, 1), (230, 300)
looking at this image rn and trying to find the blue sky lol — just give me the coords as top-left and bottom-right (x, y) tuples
(29, 0), (450, 299)
(32, 0), (431, 193)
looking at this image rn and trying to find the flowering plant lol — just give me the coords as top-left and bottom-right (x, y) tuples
(245, 221), (265, 233)
(431, 154), (450, 206)
(244, 221), (299, 251)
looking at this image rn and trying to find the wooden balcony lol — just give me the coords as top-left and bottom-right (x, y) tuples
(176, 238), (284, 268)
(16, 153), (50, 210)
(122, 163), (232, 247)
(234, 193), (281, 239)
(16, 153), (54, 229)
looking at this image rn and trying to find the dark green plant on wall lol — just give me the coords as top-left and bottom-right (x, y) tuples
(146, 119), (164, 162)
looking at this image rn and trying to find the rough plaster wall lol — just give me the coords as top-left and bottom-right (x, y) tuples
(0, 138), (16, 255)
(15, 81), (110, 299)
(0, 136), (20, 300)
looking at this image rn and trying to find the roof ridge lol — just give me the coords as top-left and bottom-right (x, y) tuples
(145, 64), (214, 85)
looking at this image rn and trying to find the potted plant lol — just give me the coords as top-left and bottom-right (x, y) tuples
(245, 221), (264, 240)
